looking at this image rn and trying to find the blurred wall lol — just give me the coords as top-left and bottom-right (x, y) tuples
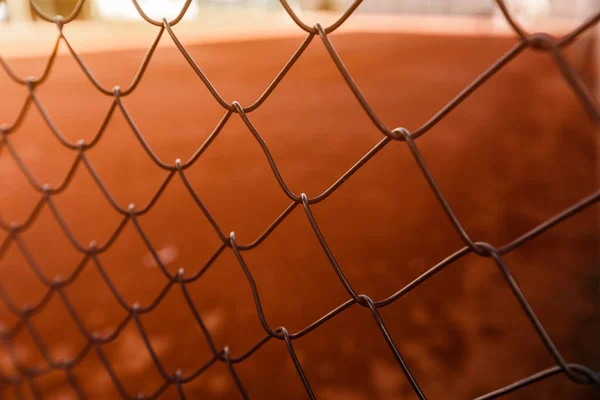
(4, 0), (599, 23)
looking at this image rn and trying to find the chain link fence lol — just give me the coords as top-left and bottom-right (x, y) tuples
(0, 0), (599, 398)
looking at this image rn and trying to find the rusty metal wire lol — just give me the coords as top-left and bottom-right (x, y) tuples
(0, 0), (599, 399)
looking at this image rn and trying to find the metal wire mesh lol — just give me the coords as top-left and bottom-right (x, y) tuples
(0, 0), (599, 398)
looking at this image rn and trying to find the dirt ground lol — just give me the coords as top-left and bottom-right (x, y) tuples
(0, 20), (599, 400)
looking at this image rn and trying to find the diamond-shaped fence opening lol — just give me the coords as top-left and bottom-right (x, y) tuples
(0, 0), (599, 399)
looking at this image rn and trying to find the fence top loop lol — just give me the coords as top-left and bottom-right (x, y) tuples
(131, 0), (193, 27)
(28, 0), (87, 24)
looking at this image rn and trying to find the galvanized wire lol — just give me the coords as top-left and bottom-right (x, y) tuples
(0, 0), (599, 399)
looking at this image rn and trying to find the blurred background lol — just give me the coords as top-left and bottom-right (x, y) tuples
(0, 1), (599, 399)
(0, 0), (597, 23)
